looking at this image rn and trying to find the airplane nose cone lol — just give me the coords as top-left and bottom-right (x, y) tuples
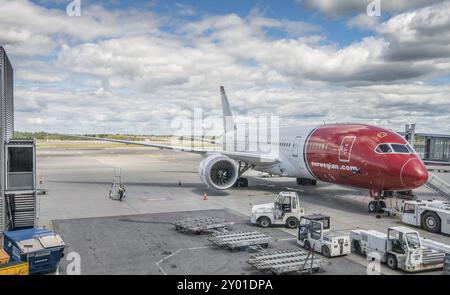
(401, 158), (429, 189)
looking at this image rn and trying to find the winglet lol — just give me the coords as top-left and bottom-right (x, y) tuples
(220, 86), (236, 134)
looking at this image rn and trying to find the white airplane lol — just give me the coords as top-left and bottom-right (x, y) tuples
(82, 86), (428, 212)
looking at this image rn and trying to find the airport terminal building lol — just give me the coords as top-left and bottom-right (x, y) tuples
(404, 125), (450, 164)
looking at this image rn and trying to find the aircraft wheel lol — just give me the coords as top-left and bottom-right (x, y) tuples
(235, 178), (249, 187)
(297, 178), (307, 185)
(422, 212), (441, 233)
(368, 201), (379, 213)
(258, 217), (271, 228)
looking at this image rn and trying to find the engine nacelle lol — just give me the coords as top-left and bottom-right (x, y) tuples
(199, 154), (239, 190)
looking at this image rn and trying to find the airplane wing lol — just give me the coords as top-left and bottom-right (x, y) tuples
(220, 151), (279, 165)
(72, 135), (279, 164)
(75, 135), (210, 154)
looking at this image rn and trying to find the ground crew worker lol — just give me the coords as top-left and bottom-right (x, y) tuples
(118, 185), (126, 201)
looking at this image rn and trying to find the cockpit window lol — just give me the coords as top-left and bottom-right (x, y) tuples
(391, 144), (410, 154)
(376, 143), (415, 154)
(376, 144), (392, 153)
(406, 144), (416, 154)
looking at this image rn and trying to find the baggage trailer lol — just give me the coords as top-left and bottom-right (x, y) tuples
(247, 249), (326, 275)
(208, 231), (271, 252)
(350, 226), (444, 272)
(401, 200), (450, 235)
(297, 214), (350, 258)
(172, 217), (234, 234)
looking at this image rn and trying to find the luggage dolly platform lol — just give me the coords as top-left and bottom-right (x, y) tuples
(247, 249), (326, 275)
(208, 231), (271, 252)
(172, 217), (234, 235)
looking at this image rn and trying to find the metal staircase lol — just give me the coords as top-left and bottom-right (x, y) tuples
(4, 194), (36, 230)
(426, 174), (450, 200)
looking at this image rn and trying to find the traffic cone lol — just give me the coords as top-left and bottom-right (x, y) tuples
(203, 193), (208, 201)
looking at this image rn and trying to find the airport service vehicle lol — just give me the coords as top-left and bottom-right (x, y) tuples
(401, 200), (450, 234)
(80, 87), (429, 210)
(350, 226), (444, 272)
(250, 192), (304, 229)
(297, 214), (350, 258)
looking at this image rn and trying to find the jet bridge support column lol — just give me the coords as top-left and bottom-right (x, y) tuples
(0, 46), (37, 235)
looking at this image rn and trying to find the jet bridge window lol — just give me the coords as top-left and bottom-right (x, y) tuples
(8, 147), (33, 172)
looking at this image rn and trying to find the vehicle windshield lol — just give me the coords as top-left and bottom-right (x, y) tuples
(406, 233), (421, 249)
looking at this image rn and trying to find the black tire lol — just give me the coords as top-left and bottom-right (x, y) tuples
(297, 178), (307, 185)
(258, 217), (271, 228)
(422, 212), (441, 233)
(285, 217), (299, 229)
(311, 180), (317, 186)
(368, 201), (378, 213)
(379, 201), (387, 209)
(387, 254), (398, 270)
(303, 240), (311, 251)
(242, 178), (249, 187)
(322, 246), (331, 258)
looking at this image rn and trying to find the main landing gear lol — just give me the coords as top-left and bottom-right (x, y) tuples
(234, 161), (253, 188)
(234, 177), (249, 187)
(297, 178), (317, 186)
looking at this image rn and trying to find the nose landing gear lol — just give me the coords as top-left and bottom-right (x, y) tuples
(368, 200), (387, 213)
(368, 188), (387, 213)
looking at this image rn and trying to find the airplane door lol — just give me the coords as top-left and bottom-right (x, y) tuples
(292, 136), (302, 157)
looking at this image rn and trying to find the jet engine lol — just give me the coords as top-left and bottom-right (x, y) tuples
(199, 154), (239, 190)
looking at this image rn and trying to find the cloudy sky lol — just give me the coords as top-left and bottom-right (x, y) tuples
(1, 0), (450, 135)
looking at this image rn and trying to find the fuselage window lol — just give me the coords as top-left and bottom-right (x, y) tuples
(392, 144), (410, 154)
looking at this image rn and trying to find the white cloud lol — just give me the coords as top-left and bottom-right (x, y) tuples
(1, 0), (448, 135)
(347, 13), (380, 30)
(298, 0), (446, 17)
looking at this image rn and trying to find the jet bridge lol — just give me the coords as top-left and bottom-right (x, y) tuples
(0, 47), (37, 234)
